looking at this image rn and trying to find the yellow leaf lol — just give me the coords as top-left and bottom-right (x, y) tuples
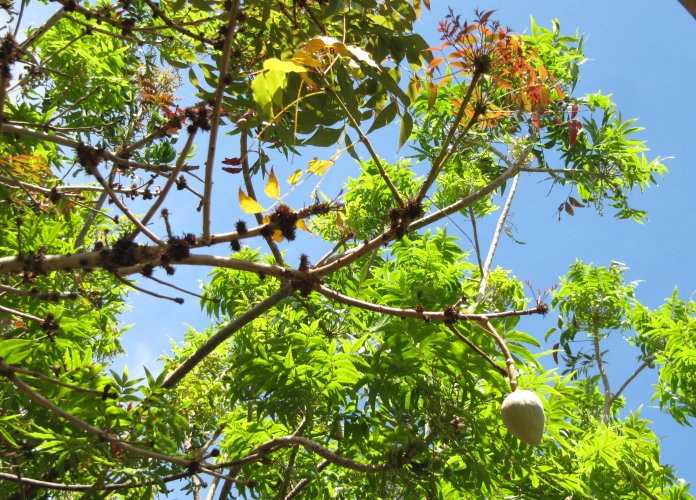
(292, 50), (323, 68)
(262, 215), (270, 224)
(272, 229), (284, 242)
(288, 169), (302, 185)
(238, 188), (264, 214)
(306, 157), (334, 176)
(264, 168), (280, 199)
(296, 218), (310, 232)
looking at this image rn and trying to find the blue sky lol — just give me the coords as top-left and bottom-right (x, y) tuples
(10, 0), (696, 492)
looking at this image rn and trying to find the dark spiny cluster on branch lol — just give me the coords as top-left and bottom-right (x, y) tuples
(185, 103), (212, 133)
(98, 237), (152, 271)
(388, 198), (424, 240)
(261, 204), (298, 241)
(0, 32), (21, 81)
(76, 143), (105, 172)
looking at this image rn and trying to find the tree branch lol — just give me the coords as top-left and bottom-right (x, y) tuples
(202, 0), (241, 243)
(478, 319), (517, 391)
(241, 130), (285, 265)
(416, 71), (482, 201)
(447, 324), (508, 377)
(608, 358), (653, 407)
(130, 130), (196, 240)
(162, 285), (292, 389)
(477, 172), (520, 301)
(316, 284), (545, 323)
(0, 470), (193, 492)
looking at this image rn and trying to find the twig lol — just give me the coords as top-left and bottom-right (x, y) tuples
(284, 460), (330, 499)
(131, 130), (196, 240)
(241, 130), (284, 265)
(447, 324), (507, 377)
(2, 363), (106, 397)
(20, 9), (66, 50)
(317, 284), (545, 323)
(478, 319), (517, 391)
(416, 71), (482, 201)
(0, 283), (77, 301)
(324, 83), (404, 208)
(608, 358), (653, 407)
(593, 329), (612, 424)
(0, 360), (203, 468)
(468, 207), (483, 274)
(202, 0), (241, 243)
(0, 470), (193, 492)
(113, 274), (183, 304)
(194, 424), (226, 461)
(0, 124), (196, 173)
(162, 285), (291, 389)
(145, 274), (219, 302)
(85, 163), (163, 245)
(0, 304), (44, 324)
(477, 173), (520, 301)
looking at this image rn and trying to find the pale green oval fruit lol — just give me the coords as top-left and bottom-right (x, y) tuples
(501, 390), (545, 446)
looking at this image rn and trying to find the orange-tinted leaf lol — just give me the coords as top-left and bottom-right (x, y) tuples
(271, 229), (284, 242)
(568, 197), (585, 208)
(568, 119), (583, 149)
(428, 57), (444, 70)
(264, 168), (280, 199)
(238, 188), (264, 214)
(288, 169), (302, 185)
(423, 0), (430, 10)
(552, 343), (559, 364)
(564, 202), (574, 216)
(571, 103), (579, 119)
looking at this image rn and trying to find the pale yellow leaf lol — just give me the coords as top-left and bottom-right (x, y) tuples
(238, 188), (264, 214)
(287, 169), (302, 185)
(263, 58), (307, 73)
(296, 218), (310, 232)
(264, 168), (280, 199)
(306, 157), (334, 176)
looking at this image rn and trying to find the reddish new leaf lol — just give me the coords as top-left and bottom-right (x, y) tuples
(222, 167), (243, 174)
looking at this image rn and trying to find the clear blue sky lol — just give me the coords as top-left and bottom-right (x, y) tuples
(15, 0), (694, 491)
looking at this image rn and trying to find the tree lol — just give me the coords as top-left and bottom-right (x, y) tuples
(0, 0), (693, 497)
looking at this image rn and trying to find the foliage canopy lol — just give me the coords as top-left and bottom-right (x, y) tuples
(0, 0), (693, 498)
